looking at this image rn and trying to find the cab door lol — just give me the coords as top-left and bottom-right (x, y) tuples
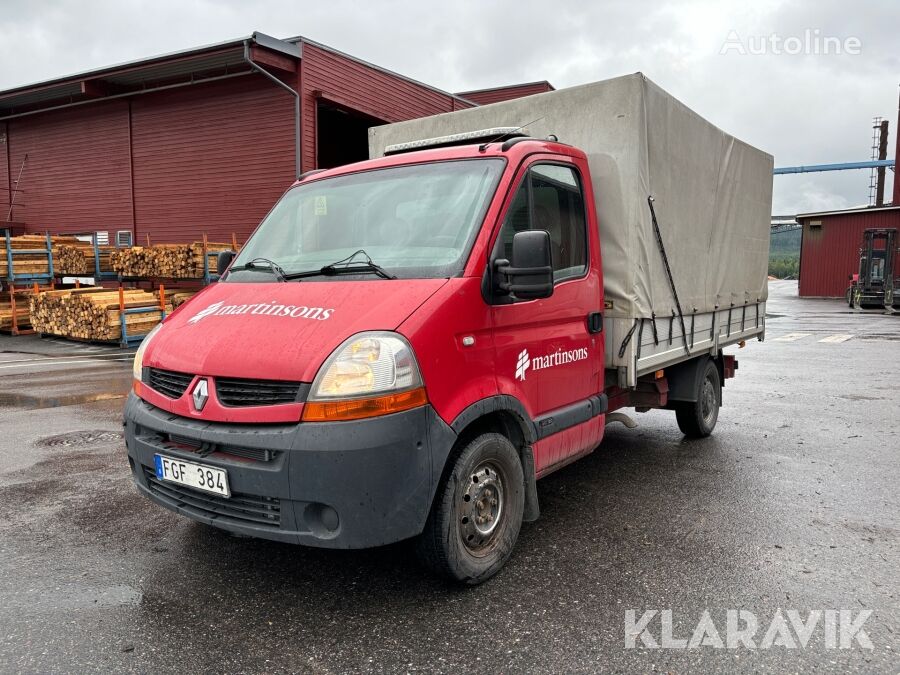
(489, 158), (604, 475)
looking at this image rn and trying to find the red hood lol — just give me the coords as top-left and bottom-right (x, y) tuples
(145, 279), (447, 381)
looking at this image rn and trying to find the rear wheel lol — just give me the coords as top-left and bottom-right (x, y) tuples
(675, 359), (720, 438)
(415, 433), (524, 585)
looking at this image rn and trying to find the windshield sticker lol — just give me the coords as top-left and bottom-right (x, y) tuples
(187, 300), (334, 324)
(314, 195), (327, 216)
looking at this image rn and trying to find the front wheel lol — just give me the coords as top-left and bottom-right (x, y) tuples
(415, 433), (525, 584)
(675, 359), (721, 438)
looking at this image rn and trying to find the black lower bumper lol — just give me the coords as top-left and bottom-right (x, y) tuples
(124, 393), (457, 548)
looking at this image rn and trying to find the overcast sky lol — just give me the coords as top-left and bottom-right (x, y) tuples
(1, 0), (897, 215)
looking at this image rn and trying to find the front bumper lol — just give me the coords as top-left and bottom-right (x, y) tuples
(124, 392), (456, 548)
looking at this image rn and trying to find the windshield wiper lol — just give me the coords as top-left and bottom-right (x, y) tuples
(226, 257), (286, 282)
(283, 250), (397, 281)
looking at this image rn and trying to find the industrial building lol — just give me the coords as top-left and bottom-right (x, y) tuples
(797, 205), (899, 297)
(456, 80), (554, 105)
(795, 103), (900, 299)
(0, 32), (544, 245)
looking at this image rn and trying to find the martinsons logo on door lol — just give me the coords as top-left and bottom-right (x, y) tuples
(515, 346), (589, 381)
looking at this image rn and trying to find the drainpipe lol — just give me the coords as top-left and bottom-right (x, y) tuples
(894, 86), (900, 204)
(244, 40), (301, 179)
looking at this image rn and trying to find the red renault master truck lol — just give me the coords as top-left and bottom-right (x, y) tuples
(125, 74), (772, 583)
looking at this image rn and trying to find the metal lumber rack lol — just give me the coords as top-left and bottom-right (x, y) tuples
(115, 233), (234, 286)
(1, 281), (53, 336)
(93, 233), (120, 282)
(2, 232), (54, 335)
(117, 284), (166, 348)
(3, 231), (54, 283)
(49, 232), (121, 283)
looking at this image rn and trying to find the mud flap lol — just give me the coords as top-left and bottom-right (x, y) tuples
(521, 445), (540, 522)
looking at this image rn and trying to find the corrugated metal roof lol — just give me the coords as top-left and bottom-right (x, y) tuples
(457, 80), (555, 95)
(294, 37), (474, 107)
(797, 204), (899, 219)
(0, 33), (299, 118)
(0, 32), (475, 119)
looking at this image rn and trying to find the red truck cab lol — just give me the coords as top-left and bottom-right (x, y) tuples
(126, 135), (719, 583)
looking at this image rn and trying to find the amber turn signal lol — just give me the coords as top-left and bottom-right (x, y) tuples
(302, 387), (428, 422)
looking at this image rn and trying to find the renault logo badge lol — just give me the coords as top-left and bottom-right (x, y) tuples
(192, 378), (209, 411)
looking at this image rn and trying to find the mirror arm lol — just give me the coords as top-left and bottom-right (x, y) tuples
(493, 258), (512, 293)
(494, 258), (554, 295)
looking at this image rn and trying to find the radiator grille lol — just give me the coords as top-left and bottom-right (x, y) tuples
(162, 433), (278, 463)
(215, 376), (303, 407)
(143, 466), (281, 528)
(146, 368), (193, 400)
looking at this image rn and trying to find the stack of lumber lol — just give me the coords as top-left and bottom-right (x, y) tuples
(110, 247), (153, 277)
(170, 290), (198, 309)
(0, 288), (34, 331)
(0, 235), (51, 278)
(110, 242), (233, 278)
(29, 288), (171, 341)
(52, 236), (116, 276)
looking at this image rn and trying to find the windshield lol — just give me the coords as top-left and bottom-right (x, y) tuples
(229, 158), (505, 280)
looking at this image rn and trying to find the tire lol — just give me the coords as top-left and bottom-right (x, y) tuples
(415, 432), (525, 585)
(675, 359), (721, 438)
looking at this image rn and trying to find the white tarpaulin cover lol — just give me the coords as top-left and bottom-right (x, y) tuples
(369, 73), (773, 320)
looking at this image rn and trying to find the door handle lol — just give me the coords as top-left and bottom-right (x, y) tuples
(587, 311), (603, 333)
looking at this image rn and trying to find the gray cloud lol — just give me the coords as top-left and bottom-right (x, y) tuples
(0, 0), (896, 214)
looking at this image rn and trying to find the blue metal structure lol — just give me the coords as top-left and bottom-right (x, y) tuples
(91, 233), (119, 282)
(773, 159), (895, 175)
(119, 304), (166, 348)
(3, 231), (53, 282)
(113, 240), (226, 346)
(117, 248), (222, 286)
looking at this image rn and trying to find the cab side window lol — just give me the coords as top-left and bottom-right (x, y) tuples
(495, 163), (587, 283)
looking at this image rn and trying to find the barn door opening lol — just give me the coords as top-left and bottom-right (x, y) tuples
(316, 101), (386, 169)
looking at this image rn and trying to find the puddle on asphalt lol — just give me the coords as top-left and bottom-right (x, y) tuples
(37, 430), (124, 448)
(835, 393), (885, 401)
(0, 391), (125, 410)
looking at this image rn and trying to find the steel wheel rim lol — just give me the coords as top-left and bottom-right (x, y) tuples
(700, 376), (717, 426)
(459, 461), (505, 556)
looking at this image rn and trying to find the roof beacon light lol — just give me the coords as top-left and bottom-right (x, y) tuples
(383, 127), (526, 155)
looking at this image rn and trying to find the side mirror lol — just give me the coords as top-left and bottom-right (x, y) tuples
(495, 230), (554, 300)
(216, 250), (235, 276)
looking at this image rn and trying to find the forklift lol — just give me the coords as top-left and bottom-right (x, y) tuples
(847, 228), (899, 310)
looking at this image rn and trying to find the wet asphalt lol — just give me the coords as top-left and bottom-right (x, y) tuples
(0, 280), (897, 674)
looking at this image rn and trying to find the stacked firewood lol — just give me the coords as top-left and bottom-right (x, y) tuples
(52, 237), (116, 275)
(170, 290), (198, 309)
(0, 288), (34, 331)
(0, 235), (51, 278)
(109, 247), (154, 277)
(110, 242), (233, 278)
(29, 288), (171, 341)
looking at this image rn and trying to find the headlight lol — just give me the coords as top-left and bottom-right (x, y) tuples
(304, 332), (426, 421)
(132, 323), (163, 382)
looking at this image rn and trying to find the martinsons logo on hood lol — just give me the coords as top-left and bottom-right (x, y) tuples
(188, 300), (335, 325)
